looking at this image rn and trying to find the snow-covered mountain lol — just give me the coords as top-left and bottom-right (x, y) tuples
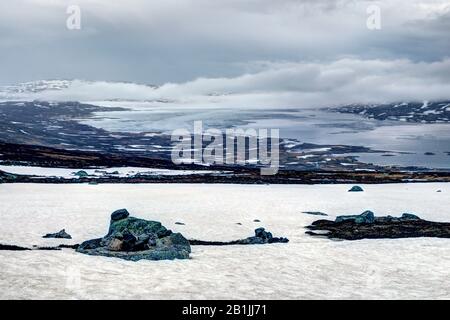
(0, 80), (159, 102)
(0, 80), (71, 99)
(333, 101), (450, 123)
(1, 80), (72, 94)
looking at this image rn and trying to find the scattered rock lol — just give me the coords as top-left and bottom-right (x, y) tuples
(189, 228), (289, 246)
(302, 211), (328, 216)
(335, 210), (375, 224)
(437, 190), (442, 192)
(4, 173), (17, 181)
(400, 213), (421, 221)
(76, 210), (191, 261)
(1, 243), (80, 251)
(0, 244), (31, 251)
(306, 211), (450, 240)
(43, 229), (72, 239)
(73, 170), (89, 177)
(35, 246), (62, 251)
(348, 185), (364, 192)
(111, 208), (129, 221)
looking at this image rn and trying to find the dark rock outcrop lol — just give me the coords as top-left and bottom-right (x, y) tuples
(74, 170), (89, 177)
(302, 211), (328, 216)
(190, 228), (289, 246)
(0, 244), (31, 251)
(35, 246), (62, 251)
(76, 210), (191, 261)
(43, 229), (72, 239)
(348, 185), (364, 192)
(111, 208), (129, 221)
(306, 211), (450, 240)
(0, 243), (79, 251)
(335, 210), (375, 224)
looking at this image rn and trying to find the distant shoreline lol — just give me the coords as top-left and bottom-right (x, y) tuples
(1, 142), (450, 185)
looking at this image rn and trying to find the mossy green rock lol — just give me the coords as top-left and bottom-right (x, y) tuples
(77, 210), (191, 261)
(107, 217), (170, 238)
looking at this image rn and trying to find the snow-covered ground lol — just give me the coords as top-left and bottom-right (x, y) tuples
(0, 183), (449, 299)
(0, 165), (223, 179)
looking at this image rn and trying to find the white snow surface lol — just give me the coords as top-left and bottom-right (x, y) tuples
(0, 183), (450, 299)
(0, 165), (221, 178)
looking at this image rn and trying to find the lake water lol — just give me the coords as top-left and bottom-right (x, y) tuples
(81, 107), (450, 169)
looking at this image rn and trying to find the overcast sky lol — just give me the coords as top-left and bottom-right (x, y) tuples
(1, 0), (449, 106)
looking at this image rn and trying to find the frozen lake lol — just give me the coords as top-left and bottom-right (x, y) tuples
(81, 106), (450, 169)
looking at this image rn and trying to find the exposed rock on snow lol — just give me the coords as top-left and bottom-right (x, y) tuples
(306, 212), (450, 240)
(335, 210), (375, 224)
(348, 185), (364, 192)
(189, 227), (289, 246)
(302, 211), (328, 216)
(0, 244), (31, 251)
(42, 229), (72, 239)
(74, 170), (89, 178)
(110, 208), (129, 221)
(0, 243), (79, 251)
(76, 210), (191, 261)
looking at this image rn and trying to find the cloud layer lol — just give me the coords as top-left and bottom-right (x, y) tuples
(2, 58), (449, 108)
(0, 0), (449, 86)
(0, 1), (449, 107)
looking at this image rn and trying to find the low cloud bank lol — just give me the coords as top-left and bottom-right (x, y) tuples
(2, 58), (450, 109)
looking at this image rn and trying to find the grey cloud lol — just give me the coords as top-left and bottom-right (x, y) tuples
(0, 0), (449, 93)
(4, 58), (449, 109)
